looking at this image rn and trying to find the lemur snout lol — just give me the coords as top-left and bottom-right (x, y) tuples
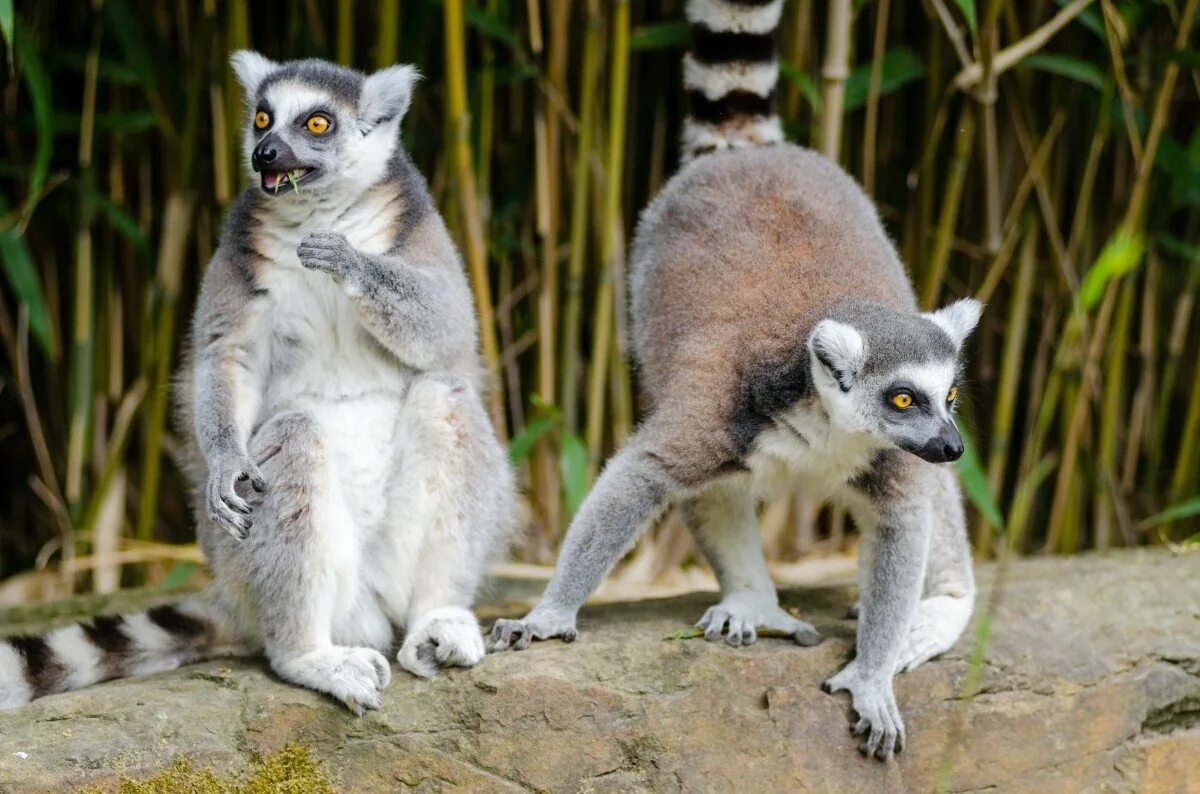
(911, 424), (964, 464)
(251, 135), (298, 172)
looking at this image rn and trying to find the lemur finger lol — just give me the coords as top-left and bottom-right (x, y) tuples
(852, 718), (869, 736)
(513, 629), (532, 651)
(725, 620), (744, 646)
(862, 723), (884, 757)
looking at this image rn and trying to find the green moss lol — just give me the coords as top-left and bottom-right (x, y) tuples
(85, 743), (336, 794)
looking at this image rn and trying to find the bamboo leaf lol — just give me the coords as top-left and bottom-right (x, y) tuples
(508, 410), (560, 463)
(955, 0), (978, 36)
(13, 21), (52, 220)
(957, 432), (1004, 530)
(560, 431), (589, 517)
(844, 47), (924, 112)
(105, 0), (160, 91)
(1019, 53), (1104, 90)
(1139, 497), (1200, 529)
(631, 21), (688, 51)
(0, 0), (13, 63)
(1079, 229), (1146, 310)
(0, 220), (55, 356)
(464, 5), (519, 48)
(778, 62), (822, 111)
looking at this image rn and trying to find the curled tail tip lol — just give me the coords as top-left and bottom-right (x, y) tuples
(682, 0), (785, 163)
(0, 601), (223, 708)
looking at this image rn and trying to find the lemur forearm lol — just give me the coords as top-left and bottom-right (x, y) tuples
(535, 443), (677, 615)
(349, 252), (476, 371)
(856, 519), (930, 679)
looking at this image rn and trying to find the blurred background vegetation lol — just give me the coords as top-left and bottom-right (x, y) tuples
(0, 0), (1197, 604)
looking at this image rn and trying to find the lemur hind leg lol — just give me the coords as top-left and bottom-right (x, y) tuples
(215, 411), (391, 716)
(392, 373), (514, 678)
(684, 482), (821, 647)
(895, 466), (974, 673)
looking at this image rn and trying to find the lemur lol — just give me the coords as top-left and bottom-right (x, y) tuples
(0, 53), (515, 715)
(490, 0), (980, 760)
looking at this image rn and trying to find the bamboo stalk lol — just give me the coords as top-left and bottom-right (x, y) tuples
(981, 224), (1036, 553)
(861, 0), (891, 195)
(583, 0), (630, 475)
(817, 0), (852, 159)
(920, 109), (975, 309)
(1094, 280), (1135, 549)
(337, 0), (354, 66)
(376, 0), (400, 69)
(559, 0), (601, 434)
(443, 0), (505, 432)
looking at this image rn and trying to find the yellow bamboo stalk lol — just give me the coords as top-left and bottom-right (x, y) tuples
(817, 0), (852, 159)
(584, 0), (631, 475)
(920, 110), (975, 309)
(862, 0), (891, 195)
(443, 0), (504, 431)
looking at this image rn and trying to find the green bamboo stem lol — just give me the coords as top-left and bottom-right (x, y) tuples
(583, 0), (630, 476)
(861, 0), (890, 195)
(337, 0), (354, 66)
(817, 0), (851, 159)
(1094, 279), (1135, 549)
(920, 109), (975, 309)
(376, 0), (400, 69)
(559, 0), (601, 434)
(443, 0), (504, 433)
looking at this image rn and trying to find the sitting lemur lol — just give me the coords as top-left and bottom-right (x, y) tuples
(489, 0), (981, 760)
(0, 53), (515, 715)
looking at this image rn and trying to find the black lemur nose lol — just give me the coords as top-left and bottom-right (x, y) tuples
(251, 145), (277, 170)
(943, 439), (964, 462)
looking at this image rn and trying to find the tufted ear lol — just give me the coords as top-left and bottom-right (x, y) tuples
(924, 297), (983, 349)
(808, 319), (866, 393)
(359, 64), (420, 129)
(230, 50), (278, 98)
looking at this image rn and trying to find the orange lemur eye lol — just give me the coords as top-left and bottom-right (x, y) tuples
(947, 386), (958, 402)
(254, 110), (271, 130)
(306, 115), (331, 134)
(891, 393), (913, 410)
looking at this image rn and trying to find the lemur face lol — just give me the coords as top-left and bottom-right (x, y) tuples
(230, 52), (418, 198)
(807, 298), (983, 464)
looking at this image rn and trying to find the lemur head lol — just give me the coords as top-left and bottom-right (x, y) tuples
(230, 51), (418, 198)
(806, 298), (983, 464)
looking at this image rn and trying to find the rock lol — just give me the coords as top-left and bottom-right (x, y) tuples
(0, 549), (1197, 792)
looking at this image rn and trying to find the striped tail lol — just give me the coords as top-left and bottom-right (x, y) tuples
(682, 0), (785, 163)
(0, 596), (239, 709)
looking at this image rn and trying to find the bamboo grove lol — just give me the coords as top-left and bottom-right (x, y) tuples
(0, 0), (1197, 600)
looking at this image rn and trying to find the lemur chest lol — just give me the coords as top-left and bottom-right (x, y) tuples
(744, 408), (883, 501)
(254, 199), (406, 400)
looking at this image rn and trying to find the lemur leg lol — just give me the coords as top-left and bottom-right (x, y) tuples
(392, 373), (513, 678)
(221, 411), (390, 716)
(489, 433), (680, 651)
(823, 454), (933, 759)
(684, 483), (821, 647)
(895, 467), (974, 673)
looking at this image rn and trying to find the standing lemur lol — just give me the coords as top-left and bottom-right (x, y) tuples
(490, 0), (981, 760)
(0, 54), (515, 715)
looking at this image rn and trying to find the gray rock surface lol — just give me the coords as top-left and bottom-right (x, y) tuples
(0, 549), (1197, 792)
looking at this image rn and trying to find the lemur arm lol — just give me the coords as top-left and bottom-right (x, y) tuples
(191, 250), (267, 539)
(824, 451), (933, 759)
(296, 227), (477, 372)
(489, 437), (680, 650)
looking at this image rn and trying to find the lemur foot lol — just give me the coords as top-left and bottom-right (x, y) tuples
(695, 593), (822, 647)
(272, 646), (391, 716)
(397, 607), (486, 678)
(821, 661), (905, 761)
(487, 607), (578, 652)
(894, 595), (972, 673)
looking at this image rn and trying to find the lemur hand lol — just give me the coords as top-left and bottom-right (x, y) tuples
(487, 606), (578, 652)
(206, 451), (266, 540)
(297, 231), (362, 284)
(821, 661), (905, 760)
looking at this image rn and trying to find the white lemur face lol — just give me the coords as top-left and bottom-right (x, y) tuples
(807, 298), (982, 463)
(230, 51), (418, 199)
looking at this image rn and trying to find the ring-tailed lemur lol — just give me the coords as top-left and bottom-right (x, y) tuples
(0, 53), (515, 715)
(489, 0), (979, 760)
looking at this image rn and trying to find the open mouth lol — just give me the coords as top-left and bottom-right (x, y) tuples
(260, 167), (316, 195)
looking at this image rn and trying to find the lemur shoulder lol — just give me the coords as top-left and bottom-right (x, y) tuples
(490, 0), (981, 762)
(1, 53), (515, 715)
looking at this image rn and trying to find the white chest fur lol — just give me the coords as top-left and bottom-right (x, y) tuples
(745, 403), (883, 503)
(251, 193), (408, 409)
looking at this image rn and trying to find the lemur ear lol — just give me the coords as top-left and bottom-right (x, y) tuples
(230, 50), (277, 98)
(808, 319), (866, 393)
(925, 298), (983, 349)
(359, 65), (420, 129)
